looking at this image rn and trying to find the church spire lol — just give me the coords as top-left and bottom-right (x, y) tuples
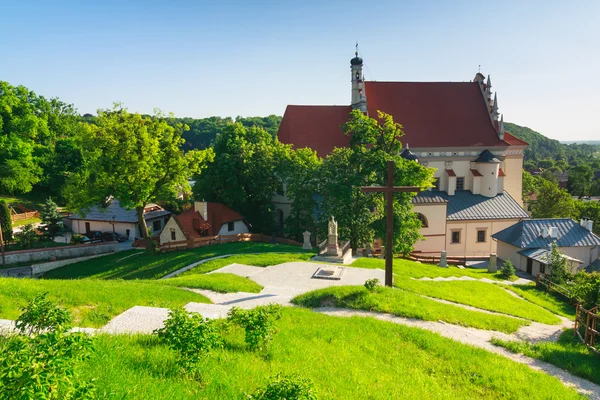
(497, 114), (505, 140)
(491, 92), (499, 122)
(350, 44), (367, 112)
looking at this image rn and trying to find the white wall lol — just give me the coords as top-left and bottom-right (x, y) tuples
(159, 217), (187, 244)
(503, 156), (524, 205)
(71, 219), (137, 238)
(446, 219), (519, 257)
(218, 220), (249, 235)
(413, 203), (447, 254)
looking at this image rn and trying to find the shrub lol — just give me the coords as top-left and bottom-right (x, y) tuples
(571, 271), (600, 308)
(39, 197), (65, 240)
(0, 199), (12, 243)
(228, 304), (283, 351)
(71, 233), (87, 244)
(247, 373), (318, 400)
(500, 261), (516, 280)
(546, 243), (570, 284)
(0, 293), (95, 399)
(364, 278), (380, 292)
(15, 223), (39, 249)
(154, 308), (223, 370)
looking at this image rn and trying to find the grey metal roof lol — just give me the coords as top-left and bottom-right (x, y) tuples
(517, 248), (582, 264)
(414, 190), (529, 220)
(492, 218), (600, 249)
(474, 149), (500, 163)
(69, 200), (171, 223)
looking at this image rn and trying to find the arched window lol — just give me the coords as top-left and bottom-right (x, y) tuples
(417, 213), (428, 228)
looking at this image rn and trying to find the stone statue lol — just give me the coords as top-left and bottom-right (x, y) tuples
(328, 216), (338, 236)
(326, 216), (339, 255)
(302, 231), (312, 250)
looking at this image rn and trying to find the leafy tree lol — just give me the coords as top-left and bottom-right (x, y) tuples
(576, 200), (600, 235)
(15, 224), (38, 249)
(0, 199), (12, 243)
(522, 171), (542, 200)
(64, 105), (214, 252)
(194, 122), (289, 234)
(530, 180), (577, 219)
(568, 164), (593, 197)
(538, 159), (555, 169)
(545, 243), (569, 284)
(39, 198), (64, 240)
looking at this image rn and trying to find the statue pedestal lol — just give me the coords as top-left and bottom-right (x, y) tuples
(302, 231), (312, 250)
(326, 234), (339, 256)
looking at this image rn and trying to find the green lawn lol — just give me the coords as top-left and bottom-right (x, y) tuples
(178, 253), (314, 276)
(0, 193), (49, 212)
(0, 278), (210, 328)
(492, 329), (600, 385)
(291, 286), (529, 333)
(80, 308), (582, 399)
(162, 273), (263, 293)
(12, 216), (42, 227)
(503, 284), (576, 319)
(395, 279), (562, 325)
(43, 242), (314, 280)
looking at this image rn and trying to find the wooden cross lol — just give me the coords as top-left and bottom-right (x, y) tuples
(361, 160), (421, 287)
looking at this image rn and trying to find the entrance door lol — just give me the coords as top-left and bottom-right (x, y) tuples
(526, 258), (533, 275)
(85, 222), (91, 233)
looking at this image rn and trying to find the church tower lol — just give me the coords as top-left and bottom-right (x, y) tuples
(350, 47), (367, 112)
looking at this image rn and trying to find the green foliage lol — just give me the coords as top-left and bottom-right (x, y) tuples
(228, 304), (283, 351)
(499, 261), (516, 280)
(568, 164), (593, 197)
(0, 199), (12, 242)
(70, 233), (87, 244)
(0, 293), (95, 399)
(155, 308), (223, 371)
(39, 197), (64, 240)
(364, 278), (380, 291)
(545, 243), (569, 284)
(571, 271), (600, 308)
(163, 272), (264, 293)
(530, 180), (577, 219)
(248, 373), (318, 400)
(576, 200), (600, 235)
(14, 223), (38, 249)
(503, 284), (576, 318)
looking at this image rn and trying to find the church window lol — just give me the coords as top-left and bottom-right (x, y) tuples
(451, 230), (461, 244)
(477, 229), (486, 243)
(456, 177), (465, 190)
(417, 213), (428, 228)
(277, 182), (285, 196)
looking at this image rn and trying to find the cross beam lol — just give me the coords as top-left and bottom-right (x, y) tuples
(361, 160), (421, 286)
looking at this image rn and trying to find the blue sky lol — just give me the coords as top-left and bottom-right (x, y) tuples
(1, 0), (598, 141)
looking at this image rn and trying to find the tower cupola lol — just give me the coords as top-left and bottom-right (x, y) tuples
(350, 44), (367, 112)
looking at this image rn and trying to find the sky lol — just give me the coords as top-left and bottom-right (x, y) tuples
(1, 0), (598, 141)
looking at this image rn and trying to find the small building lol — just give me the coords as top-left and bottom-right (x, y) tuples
(67, 200), (171, 241)
(492, 218), (600, 275)
(160, 201), (249, 245)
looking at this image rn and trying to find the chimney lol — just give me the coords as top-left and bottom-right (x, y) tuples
(549, 227), (558, 239)
(581, 219), (594, 232)
(540, 227), (549, 238)
(194, 201), (208, 221)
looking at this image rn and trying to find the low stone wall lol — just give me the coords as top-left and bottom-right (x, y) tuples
(2, 242), (117, 265)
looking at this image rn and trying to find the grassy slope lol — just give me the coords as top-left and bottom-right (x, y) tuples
(291, 286), (528, 333)
(396, 279), (561, 325)
(178, 253), (314, 276)
(163, 273), (263, 293)
(12, 216), (42, 227)
(0, 278), (210, 328)
(493, 329), (600, 385)
(503, 284), (576, 319)
(81, 308), (581, 400)
(44, 242), (314, 280)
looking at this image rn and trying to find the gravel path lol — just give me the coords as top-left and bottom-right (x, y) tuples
(314, 308), (600, 400)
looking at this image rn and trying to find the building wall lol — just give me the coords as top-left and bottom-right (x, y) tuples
(217, 220), (250, 235)
(496, 241), (522, 267)
(71, 219), (137, 239)
(445, 219), (519, 257)
(413, 203), (447, 254)
(503, 155), (524, 205)
(147, 216), (169, 236)
(560, 245), (599, 268)
(159, 217), (187, 244)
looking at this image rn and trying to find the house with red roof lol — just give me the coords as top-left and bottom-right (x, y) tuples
(276, 50), (530, 257)
(159, 201), (249, 246)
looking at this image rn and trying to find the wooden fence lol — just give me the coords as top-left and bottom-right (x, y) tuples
(536, 274), (576, 303)
(11, 210), (39, 222)
(575, 305), (599, 354)
(159, 233), (302, 252)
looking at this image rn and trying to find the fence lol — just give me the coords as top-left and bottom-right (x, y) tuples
(159, 233), (302, 252)
(536, 274), (576, 303)
(575, 305), (599, 354)
(11, 210), (40, 222)
(408, 253), (483, 265)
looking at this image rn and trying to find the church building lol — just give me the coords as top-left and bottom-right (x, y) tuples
(276, 50), (529, 257)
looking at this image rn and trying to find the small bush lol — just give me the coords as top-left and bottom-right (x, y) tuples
(0, 293), (95, 399)
(500, 261), (516, 280)
(228, 304), (283, 351)
(14, 223), (38, 249)
(154, 308), (223, 370)
(71, 234), (87, 244)
(247, 373), (318, 400)
(364, 278), (380, 292)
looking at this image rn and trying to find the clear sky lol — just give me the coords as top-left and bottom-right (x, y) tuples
(1, 0), (598, 141)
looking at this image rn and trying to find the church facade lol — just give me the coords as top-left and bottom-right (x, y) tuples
(277, 51), (529, 257)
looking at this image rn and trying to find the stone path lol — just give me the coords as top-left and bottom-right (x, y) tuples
(415, 275), (532, 285)
(314, 308), (600, 400)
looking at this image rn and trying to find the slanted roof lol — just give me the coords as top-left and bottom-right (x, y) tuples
(503, 132), (528, 146)
(69, 199), (170, 223)
(174, 209), (210, 239)
(518, 248), (583, 264)
(412, 191), (448, 204)
(413, 190), (529, 220)
(205, 203), (246, 235)
(492, 218), (600, 249)
(474, 149), (500, 163)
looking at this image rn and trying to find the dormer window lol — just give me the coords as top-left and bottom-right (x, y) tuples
(456, 177), (465, 191)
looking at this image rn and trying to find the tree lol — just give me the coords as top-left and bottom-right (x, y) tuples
(0, 199), (12, 243)
(522, 170), (542, 200)
(64, 106), (214, 252)
(530, 180), (577, 219)
(576, 200), (600, 235)
(545, 243), (569, 284)
(568, 164), (593, 197)
(39, 198), (63, 240)
(15, 224), (38, 249)
(538, 159), (555, 169)
(194, 122), (289, 234)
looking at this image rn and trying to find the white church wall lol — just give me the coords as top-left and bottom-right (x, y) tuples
(451, 160), (472, 191)
(446, 219), (520, 257)
(503, 156), (524, 205)
(478, 163), (500, 197)
(413, 203), (447, 254)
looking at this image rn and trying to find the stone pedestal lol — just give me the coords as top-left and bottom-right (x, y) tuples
(488, 253), (497, 273)
(302, 231), (312, 250)
(439, 250), (448, 268)
(327, 234), (339, 256)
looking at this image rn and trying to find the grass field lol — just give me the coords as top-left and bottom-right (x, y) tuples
(162, 273), (263, 293)
(395, 279), (562, 325)
(291, 286), (529, 333)
(0, 278), (210, 328)
(80, 308), (581, 399)
(11, 216), (42, 227)
(502, 284), (576, 319)
(44, 242), (314, 280)
(493, 329), (600, 385)
(0, 193), (50, 212)
(178, 253), (314, 276)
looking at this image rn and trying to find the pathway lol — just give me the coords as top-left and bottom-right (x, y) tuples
(415, 275), (533, 285)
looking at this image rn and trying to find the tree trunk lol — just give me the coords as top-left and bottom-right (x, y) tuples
(136, 206), (154, 254)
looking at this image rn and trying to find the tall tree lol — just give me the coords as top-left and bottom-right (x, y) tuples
(64, 106), (214, 252)
(39, 198), (63, 240)
(530, 180), (577, 219)
(0, 199), (12, 243)
(568, 164), (593, 198)
(577, 200), (600, 235)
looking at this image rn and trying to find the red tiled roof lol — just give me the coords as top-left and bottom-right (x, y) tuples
(446, 169), (456, 177)
(205, 203), (246, 236)
(470, 169), (483, 177)
(503, 131), (528, 146)
(174, 209), (209, 239)
(498, 168), (506, 177)
(278, 105), (352, 158)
